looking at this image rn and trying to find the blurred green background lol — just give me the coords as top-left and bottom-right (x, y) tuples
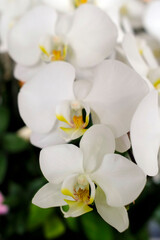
(0, 53), (160, 240)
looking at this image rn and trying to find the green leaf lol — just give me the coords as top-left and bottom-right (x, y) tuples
(0, 106), (9, 133)
(15, 212), (27, 235)
(44, 216), (66, 239)
(6, 182), (24, 207)
(65, 217), (79, 232)
(153, 205), (160, 223)
(2, 133), (29, 153)
(27, 204), (53, 231)
(81, 212), (113, 240)
(136, 226), (149, 240)
(0, 151), (7, 183)
(113, 229), (136, 240)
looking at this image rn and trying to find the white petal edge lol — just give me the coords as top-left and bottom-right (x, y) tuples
(85, 60), (149, 138)
(95, 186), (129, 233)
(14, 63), (44, 82)
(8, 5), (57, 66)
(131, 89), (160, 176)
(122, 33), (149, 77)
(92, 153), (146, 207)
(67, 4), (117, 68)
(18, 62), (75, 134)
(80, 124), (115, 173)
(143, 0), (160, 41)
(42, 0), (74, 12)
(40, 144), (84, 184)
(115, 134), (131, 153)
(30, 122), (66, 148)
(73, 79), (92, 101)
(32, 183), (66, 208)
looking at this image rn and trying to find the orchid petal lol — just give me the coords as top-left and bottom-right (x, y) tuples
(76, 67), (94, 82)
(62, 200), (93, 218)
(115, 134), (131, 153)
(14, 63), (44, 82)
(142, 41), (158, 69)
(40, 144), (83, 184)
(143, 0), (160, 42)
(148, 67), (160, 86)
(56, 100), (72, 126)
(18, 62), (75, 134)
(55, 13), (73, 38)
(0, 14), (12, 52)
(131, 90), (160, 176)
(86, 175), (96, 204)
(85, 60), (149, 138)
(42, 0), (74, 12)
(0, 0), (31, 17)
(122, 33), (149, 77)
(80, 124), (115, 173)
(61, 173), (79, 198)
(95, 186), (129, 232)
(96, 0), (124, 42)
(92, 154), (146, 207)
(30, 121), (66, 148)
(73, 79), (92, 101)
(67, 4), (117, 68)
(8, 5), (57, 66)
(32, 183), (67, 208)
(60, 128), (86, 141)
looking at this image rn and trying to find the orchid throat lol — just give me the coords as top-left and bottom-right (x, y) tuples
(39, 36), (68, 63)
(56, 100), (91, 140)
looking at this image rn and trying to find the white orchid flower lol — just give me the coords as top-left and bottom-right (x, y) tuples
(136, 32), (160, 64)
(42, 0), (145, 42)
(8, 4), (117, 82)
(18, 60), (148, 148)
(131, 89), (160, 176)
(122, 33), (160, 92)
(32, 124), (146, 232)
(143, 0), (160, 42)
(98, 0), (145, 41)
(0, 0), (39, 52)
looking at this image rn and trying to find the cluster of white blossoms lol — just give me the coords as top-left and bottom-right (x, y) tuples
(2, 0), (160, 233)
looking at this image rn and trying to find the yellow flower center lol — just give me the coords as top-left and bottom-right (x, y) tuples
(74, 0), (88, 7)
(51, 49), (65, 61)
(74, 187), (90, 204)
(153, 49), (160, 59)
(57, 114), (89, 138)
(39, 38), (67, 62)
(120, 5), (128, 16)
(72, 115), (85, 129)
(139, 49), (143, 56)
(56, 102), (90, 139)
(62, 175), (93, 205)
(61, 175), (94, 217)
(153, 79), (160, 91)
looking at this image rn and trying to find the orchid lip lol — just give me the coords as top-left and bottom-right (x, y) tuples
(56, 100), (90, 139)
(61, 174), (95, 217)
(153, 78), (160, 92)
(39, 35), (68, 63)
(74, 0), (88, 8)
